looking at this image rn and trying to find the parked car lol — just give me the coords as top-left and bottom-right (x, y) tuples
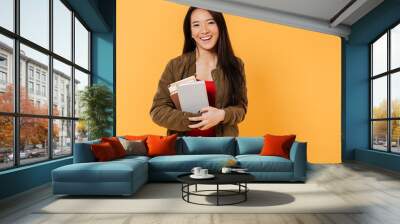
(8, 150), (32, 160)
(7, 153), (13, 161)
(53, 149), (62, 156)
(30, 151), (42, 158)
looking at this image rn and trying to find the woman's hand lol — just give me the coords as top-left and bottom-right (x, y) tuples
(188, 106), (225, 130)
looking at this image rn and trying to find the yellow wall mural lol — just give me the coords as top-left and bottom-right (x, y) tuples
(116, 0), (341, 163)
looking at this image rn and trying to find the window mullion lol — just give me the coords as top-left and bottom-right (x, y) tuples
(88, 31), (91, 75)
(71, 10), (76, 155)
(388, 30), (391, 153)
(370, 45), (373, 149)
(13, 0), (20, 167)
(49, 0), (54, 160)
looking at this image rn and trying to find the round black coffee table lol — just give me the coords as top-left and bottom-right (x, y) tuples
(177, 173), (255, 206)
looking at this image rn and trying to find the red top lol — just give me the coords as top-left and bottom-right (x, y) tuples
(186, 80), (216, 137)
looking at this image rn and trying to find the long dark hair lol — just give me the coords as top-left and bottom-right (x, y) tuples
(183, 7), (244, 106)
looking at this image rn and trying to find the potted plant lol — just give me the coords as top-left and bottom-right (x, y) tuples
(79, 84), (113, 140)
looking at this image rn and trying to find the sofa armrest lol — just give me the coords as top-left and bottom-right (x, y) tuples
(73, 140), (100, 163)
(289, 142), (307, 181)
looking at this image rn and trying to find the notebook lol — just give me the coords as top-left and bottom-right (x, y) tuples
(177, 81), (209, 113)
(168, 76), (196, 94)
(168, 76), (197, 110)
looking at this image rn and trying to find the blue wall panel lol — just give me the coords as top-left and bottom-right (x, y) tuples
(92, 32), (114, 135)
(0, 158), (72, 199)
(92, 32), (114, 89)
(355, 149), (400, 172)
(344, 0), (400, 171)
(65, 0), (110, 32)
(349, 0), (400, 45)
(343, 44), (369, 160)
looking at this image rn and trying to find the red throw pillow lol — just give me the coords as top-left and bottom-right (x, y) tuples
(146, 134), (177, 157)
(260, 134), (296, 159)
(101, 137), (127, 158)
(91, 142), (117, 161)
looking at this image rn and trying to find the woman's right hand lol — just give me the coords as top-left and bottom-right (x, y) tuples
(188, 106), (225, 130)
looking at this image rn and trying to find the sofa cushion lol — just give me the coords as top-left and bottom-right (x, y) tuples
(147, 134), (178, 157)
(180, 137), (235, 155)
(260, 134), (296, 159)
(53, 159), (147, 183)
(236, 155), (293, 172)
(91, 142), (118, 161)
(115, 155), (150, 163)
(236, 137), (264, 155)
(73, 140), (100, 163)
(101, 137), (127, 158)
(148, 154), (235, 172)
(125, 135), (148, 141)
(119, 138), (147, 156)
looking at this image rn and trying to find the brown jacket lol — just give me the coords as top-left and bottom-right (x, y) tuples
(150, 51), (248, 136)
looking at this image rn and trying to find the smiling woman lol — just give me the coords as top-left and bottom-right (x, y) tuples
(118, 1), (342, 163)
(150, 7), (248, 137)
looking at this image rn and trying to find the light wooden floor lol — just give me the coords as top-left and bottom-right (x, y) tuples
(1, 162), (400, 224)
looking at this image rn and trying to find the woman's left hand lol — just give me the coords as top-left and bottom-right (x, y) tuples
(188, 106), (225, 130)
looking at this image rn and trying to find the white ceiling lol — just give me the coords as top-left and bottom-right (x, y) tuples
(226, 0), (352, 22)
(168, 0), (384, 38)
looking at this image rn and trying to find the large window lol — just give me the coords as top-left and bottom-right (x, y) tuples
(371, 23), (400, 153)
(0, 0), (91, 171)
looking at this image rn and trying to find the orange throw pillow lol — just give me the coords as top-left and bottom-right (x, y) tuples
(91, 142), (117, 161)
(146, 134), (177, 157)
(101, 137), (127, 158)
(125, 135), (148, 141)
(260, 134), (296, 159)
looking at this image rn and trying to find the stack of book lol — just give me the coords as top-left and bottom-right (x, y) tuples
(168, 76), (209, 114)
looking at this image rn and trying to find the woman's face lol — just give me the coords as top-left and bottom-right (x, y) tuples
(190, 8), (219, 52)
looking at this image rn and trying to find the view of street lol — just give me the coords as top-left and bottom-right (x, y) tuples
(0, 145), (72, 169)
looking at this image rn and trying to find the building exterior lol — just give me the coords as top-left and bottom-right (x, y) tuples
(0, 44), (12, 93)
(0, 41), (79, 156)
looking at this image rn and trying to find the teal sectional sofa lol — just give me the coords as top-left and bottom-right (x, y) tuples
(52, 137), (307, 196)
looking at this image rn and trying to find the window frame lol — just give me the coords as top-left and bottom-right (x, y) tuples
(370, 21), (400, 154)
(0, 53), (8, 88)
(0, 0), (92, 171)
(0, 53), (7, 68)
(0, 71), (7, 85)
